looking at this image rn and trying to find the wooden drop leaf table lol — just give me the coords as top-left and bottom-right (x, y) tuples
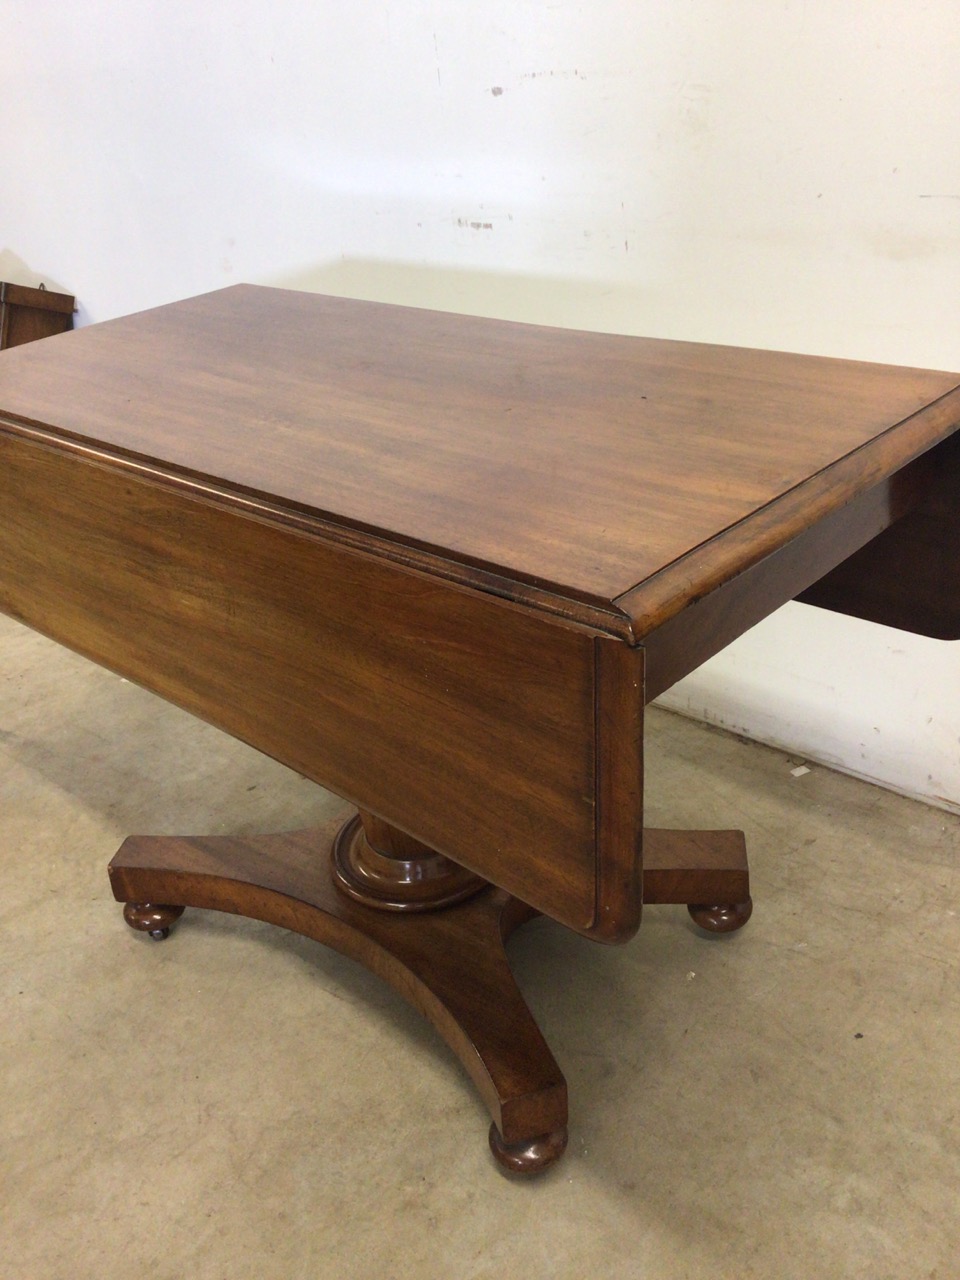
(2, 286), (958, 1175)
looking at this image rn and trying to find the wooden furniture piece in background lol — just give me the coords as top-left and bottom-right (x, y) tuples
(1, 286), (958, 1174)
(0, 281), (75, 349)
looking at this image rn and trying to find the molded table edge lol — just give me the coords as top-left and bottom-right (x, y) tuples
(615, 383), (960, 640)
(0, 414), (636, 642)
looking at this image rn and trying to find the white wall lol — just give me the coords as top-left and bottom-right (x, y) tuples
(5, 2), (960, 808)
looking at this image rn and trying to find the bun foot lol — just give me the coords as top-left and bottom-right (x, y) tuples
(488, 1123), (568, 1176)
(687, 898), (753, 934)
(122, 901), (185, 940)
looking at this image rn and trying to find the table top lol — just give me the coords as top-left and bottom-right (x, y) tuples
(2, 284), (958, 637)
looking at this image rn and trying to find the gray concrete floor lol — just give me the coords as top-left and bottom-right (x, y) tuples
(2, 611), (959, 1280)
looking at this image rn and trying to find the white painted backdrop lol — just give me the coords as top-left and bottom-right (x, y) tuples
(5, 2), (959, 807)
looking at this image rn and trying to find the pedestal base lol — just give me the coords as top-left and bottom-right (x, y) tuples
(108, 808), (568, 1175)
(108, 811), (751, 1175)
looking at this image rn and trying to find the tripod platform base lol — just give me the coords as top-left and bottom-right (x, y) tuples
(109, 812), (751, 1174)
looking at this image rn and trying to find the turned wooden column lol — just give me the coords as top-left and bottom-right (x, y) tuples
(332, 811), (487, 912)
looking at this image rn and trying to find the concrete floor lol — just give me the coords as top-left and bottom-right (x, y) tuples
(2, 611), (959, 1280)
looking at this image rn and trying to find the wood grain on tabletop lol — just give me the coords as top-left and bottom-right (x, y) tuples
(1, 284), (957, 616)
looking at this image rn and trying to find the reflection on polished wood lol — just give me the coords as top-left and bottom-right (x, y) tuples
(2, 286), (959, 1173)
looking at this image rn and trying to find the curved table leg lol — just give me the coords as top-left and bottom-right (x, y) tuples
(108, 808), (568, 1176)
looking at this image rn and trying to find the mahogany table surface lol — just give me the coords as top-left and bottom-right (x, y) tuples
(2, 284), (958, 640)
